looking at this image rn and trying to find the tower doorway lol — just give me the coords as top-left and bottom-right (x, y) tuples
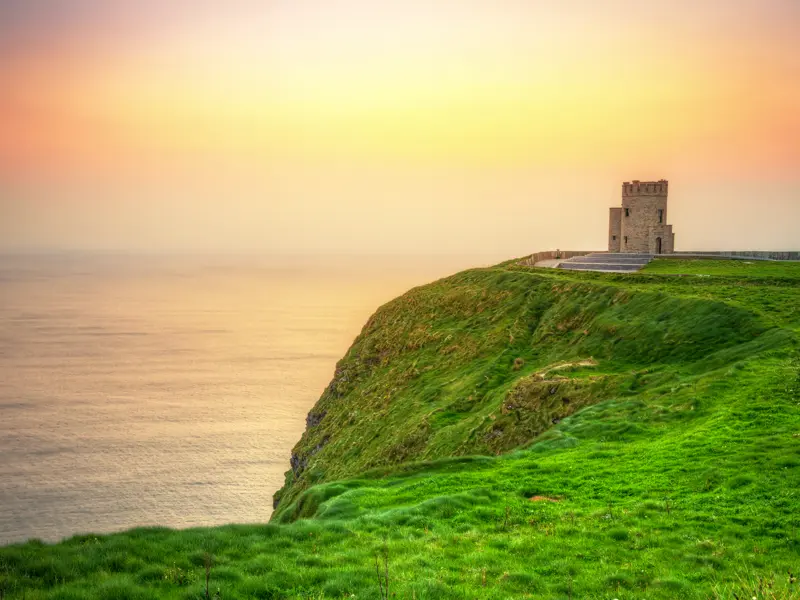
(656, 237), (662, 254)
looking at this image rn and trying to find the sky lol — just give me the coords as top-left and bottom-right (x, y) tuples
(1, 0), (798, 255)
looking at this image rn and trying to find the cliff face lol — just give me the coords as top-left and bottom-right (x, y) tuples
(272, 265), (779, 518)
(5, 259), (800, 599)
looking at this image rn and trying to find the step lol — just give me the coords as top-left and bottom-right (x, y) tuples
(563, 256), (652, 264)
(584, 253), (653, 258)
(559, 262), (645, 272)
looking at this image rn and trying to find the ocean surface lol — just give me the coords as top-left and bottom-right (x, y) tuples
(0, 254), (483, 544)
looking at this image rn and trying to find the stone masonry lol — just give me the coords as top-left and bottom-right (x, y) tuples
(608, 180), (675, 254)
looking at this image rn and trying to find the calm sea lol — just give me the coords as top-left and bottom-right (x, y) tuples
(0, 254), (482, 544)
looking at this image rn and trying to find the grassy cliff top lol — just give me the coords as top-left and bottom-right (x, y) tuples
(2, 258), (799, 600)
(273, 257), (799, 516)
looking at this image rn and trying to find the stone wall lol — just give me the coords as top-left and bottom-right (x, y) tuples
(610, 179), (674, 254)
(665, 251), (800, 261)
(608, 208), (622, 253)
(518, 250), (598, 266)
(648, 224), (674, 254)
(520, 250), (800, 269)
(620, 190), (669, 253)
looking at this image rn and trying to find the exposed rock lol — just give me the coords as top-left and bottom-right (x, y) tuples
(484, 427), (504, 441)
(306, 411), (327, 428)
(290, 452), (307, 475)
(289, 436), (330, 478)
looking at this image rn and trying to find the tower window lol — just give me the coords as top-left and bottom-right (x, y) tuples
(612, 235), (617, 241)
(624, 236), (628, 246)
(625, 208), (630, 217)
(658, 209), (664, 223)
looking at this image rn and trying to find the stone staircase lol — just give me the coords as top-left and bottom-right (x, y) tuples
(558, 253), (654, 273)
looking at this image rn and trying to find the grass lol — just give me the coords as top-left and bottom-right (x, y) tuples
(642, 258), (800, 278)
(2, 258), (799, 599)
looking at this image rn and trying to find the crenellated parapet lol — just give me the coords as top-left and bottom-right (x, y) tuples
(622, 180), (668, 196)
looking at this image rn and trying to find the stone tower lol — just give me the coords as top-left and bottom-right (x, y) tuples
(608, 179), (674, 254)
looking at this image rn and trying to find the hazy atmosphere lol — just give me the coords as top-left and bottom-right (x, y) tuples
(3, 3), (800, 598)
(2, 0), (798, 254)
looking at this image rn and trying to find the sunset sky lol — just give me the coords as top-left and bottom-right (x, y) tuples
(1, 0), (798, 254)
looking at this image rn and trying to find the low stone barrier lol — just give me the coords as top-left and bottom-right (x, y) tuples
(665, 251), (800, 261)
(522, 250), (800, 267)
(519, 250), (599, 267)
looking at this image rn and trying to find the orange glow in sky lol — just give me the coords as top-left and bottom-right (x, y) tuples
(1, 0), (798, 253)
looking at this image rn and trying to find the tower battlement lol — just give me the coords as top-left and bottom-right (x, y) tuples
(622, 179), (668, 196)
(609, 178), (675, 254)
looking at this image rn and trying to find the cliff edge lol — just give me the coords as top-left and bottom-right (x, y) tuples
(272, 260), (795, 520)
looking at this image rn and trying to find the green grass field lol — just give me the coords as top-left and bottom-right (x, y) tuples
(643, 258), (800, 279)
(2, 258), (799, 599)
